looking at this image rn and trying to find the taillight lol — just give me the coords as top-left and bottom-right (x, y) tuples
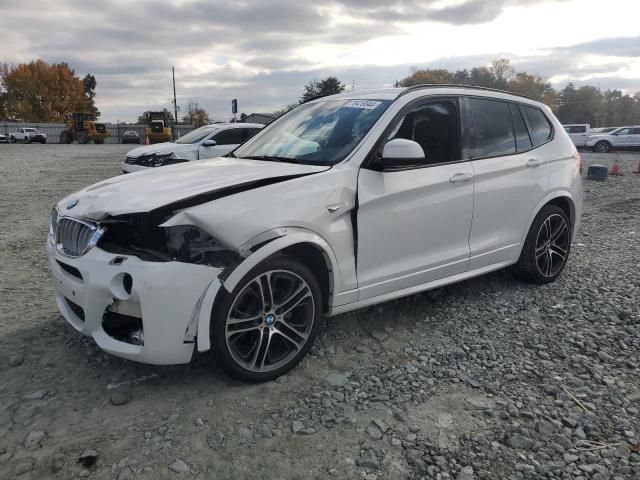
(572, 150), (582, 174)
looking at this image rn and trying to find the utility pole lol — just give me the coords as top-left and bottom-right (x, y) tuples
(172, 66), (178, 140)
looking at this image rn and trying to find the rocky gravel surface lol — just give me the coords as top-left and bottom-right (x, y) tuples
(0, 145), (639, 479)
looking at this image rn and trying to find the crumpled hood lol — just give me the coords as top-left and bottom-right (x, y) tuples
(125, 142), (194, 158)
(58, 158), (329, 220)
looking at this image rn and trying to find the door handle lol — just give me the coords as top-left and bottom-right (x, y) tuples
(449, 172), (474, 183)
(526, 158), (542, 168)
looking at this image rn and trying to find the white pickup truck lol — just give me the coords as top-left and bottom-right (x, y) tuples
(10, 127), (47, 144)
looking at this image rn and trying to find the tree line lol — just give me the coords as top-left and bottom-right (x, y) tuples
(2, 58), (639, 128)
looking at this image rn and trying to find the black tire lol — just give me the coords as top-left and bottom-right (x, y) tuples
(594, 141), (611, 153)
(211, 255), (322, 382)
(10, 137), (16, 143)
(512, 205), (571, 284)
(25, 136), (31, 144)
(94, 138), (105, 144)
(77, 131), (89, 144)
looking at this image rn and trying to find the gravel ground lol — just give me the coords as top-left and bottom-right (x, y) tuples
(0, 144), (639, 480)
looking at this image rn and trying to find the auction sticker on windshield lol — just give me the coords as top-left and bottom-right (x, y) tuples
(343, 100), (382, 110)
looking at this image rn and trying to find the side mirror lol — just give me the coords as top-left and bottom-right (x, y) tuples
(202, 139), (217, 147)
(380, 138), (425, 168)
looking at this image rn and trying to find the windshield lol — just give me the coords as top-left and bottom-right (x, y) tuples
(234, 99), (391, 165)
(175, 126), (216, 144)
(25, 128), (37, 132)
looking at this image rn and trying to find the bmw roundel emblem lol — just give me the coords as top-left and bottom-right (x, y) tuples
(66, 199), (79, 210)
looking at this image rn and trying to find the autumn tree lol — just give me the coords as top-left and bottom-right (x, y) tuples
(300, 76), (346, 103)
(82, 74), (100, 117)
(0, 60), (97, 122)
(137, 109), (175, 126)
(182, 101), (211, 127)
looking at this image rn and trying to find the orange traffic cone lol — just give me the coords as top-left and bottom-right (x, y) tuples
(145, 136), (150, 145)
(634, 160), (640, 174)
(610, 158), (622, 176)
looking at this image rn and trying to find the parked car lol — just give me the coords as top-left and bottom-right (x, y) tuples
(562, 124), (590, 147)
(47, 86), (582, 381)
(122, 123), (264, 173)
(0, 133), (7, 144)
(585, 126), (640, 153)
(10, 127), (47, 144)
(121, 130), (140, 144)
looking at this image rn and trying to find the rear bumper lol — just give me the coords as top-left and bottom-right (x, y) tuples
(47, 240), (221, 364)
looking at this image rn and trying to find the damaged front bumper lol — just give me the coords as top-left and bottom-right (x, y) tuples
(47, 240), (222, 365)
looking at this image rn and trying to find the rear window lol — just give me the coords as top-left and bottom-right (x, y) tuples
(469, 98), (516, 158)
(521, 106), (552, 146)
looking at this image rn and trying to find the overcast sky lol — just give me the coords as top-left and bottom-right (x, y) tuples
(1, 0), (638, 122)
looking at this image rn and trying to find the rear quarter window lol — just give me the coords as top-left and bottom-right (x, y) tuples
(521, 106), (552, 146)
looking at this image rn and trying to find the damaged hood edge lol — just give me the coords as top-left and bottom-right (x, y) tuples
(57, 157), (330, 221)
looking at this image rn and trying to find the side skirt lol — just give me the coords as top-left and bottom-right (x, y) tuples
(329, 259), (515, 316)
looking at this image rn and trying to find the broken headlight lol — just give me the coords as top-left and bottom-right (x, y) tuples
(165, 226), (239, 268)
(149, 153), (187, 167)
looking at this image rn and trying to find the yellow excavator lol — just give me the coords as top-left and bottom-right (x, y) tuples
(59, 113), (111, 144)
(144, 111), (172, 144)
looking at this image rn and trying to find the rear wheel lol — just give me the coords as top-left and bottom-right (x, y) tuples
(211, 255), (322, 382)
(94, 138), (105, 144)
(594, 141), (611, 153)
(513, 205), (571, 284)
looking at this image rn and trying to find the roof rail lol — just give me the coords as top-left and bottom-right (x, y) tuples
(396, 84), (536, 101)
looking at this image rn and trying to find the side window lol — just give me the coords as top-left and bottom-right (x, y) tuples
(572, 126), (587, 133)
(632, 128), (640, 135)
(387, 100), (460, 165)
(616, 128), (631, 135)
(242, 128), (261, 141)
(521, 105), (552, 146)
(212, 128), (244, 145)
(510, 103), (532, 152)
(468, 98), (515, 158)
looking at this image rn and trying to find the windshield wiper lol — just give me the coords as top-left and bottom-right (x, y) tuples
(242, 155), (299, 164)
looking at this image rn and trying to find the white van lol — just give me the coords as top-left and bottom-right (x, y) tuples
(563, 124), (590, 147)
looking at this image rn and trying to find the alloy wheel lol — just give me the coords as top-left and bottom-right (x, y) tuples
(534, 213), (569, 277)
(225, 270), (315, 373)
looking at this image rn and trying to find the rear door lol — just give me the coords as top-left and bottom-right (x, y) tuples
(466, 98), (551, 269)
(630, 128), (640, 146)
(356, 97), (474, 300)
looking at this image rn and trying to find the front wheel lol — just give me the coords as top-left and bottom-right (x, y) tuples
(513, 205), (571, 284)
(211, 255), (322, 382)
(25, 136), (31, 144)
(594, 141), (611, 153)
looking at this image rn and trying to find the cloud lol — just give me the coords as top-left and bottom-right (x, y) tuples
(0, 0), (637, 121)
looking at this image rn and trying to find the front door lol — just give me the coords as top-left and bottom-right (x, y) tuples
(356, 98), (474, 301)
(199, 128), (244, 159)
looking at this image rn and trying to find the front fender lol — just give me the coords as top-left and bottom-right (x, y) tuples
(195, 228), (342, 353)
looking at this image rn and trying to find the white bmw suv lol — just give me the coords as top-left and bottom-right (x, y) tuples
(48, 86), (582, 381)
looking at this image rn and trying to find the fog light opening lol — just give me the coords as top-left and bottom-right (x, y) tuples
(128, 329), (144, 346)
(123, 273), (132, 295)
(109, 272), (133, 300)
